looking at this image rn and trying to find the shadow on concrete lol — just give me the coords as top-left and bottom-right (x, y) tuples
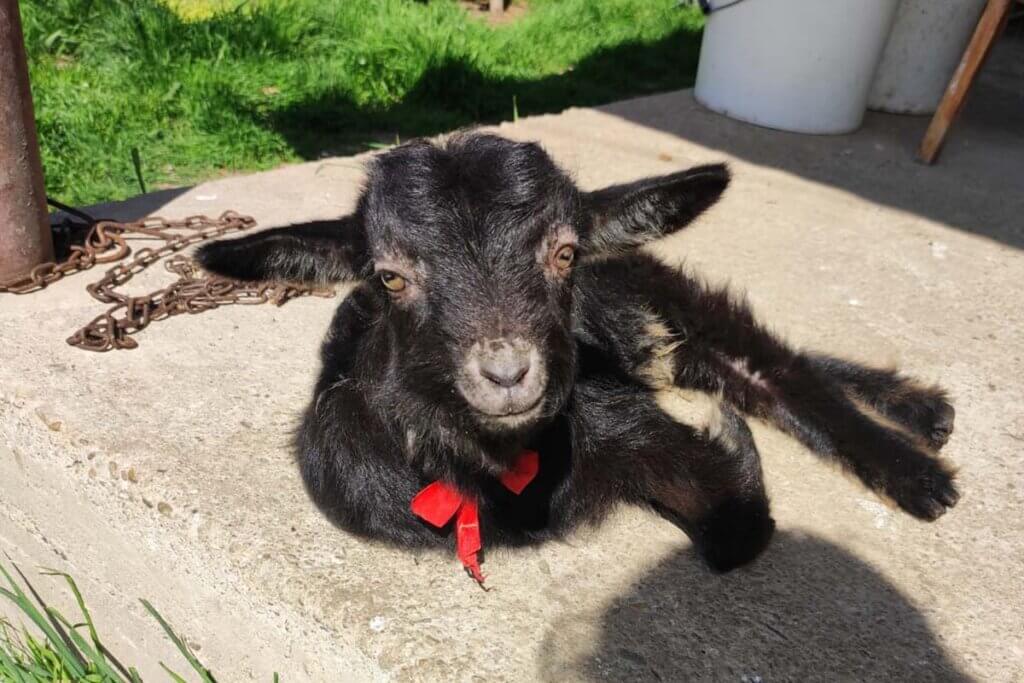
(539, 532), (970, 681)
(46, 186), (194, 259)
(50, 186), (193, 225)
(598, 33), (1024, 251)
(249, 28), (702, 159)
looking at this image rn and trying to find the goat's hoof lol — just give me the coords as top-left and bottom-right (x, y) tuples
(889, 459), (960, 521)
(924, 399), (956, 451)
(892, 391), (956, 451)
(696, 498), (775, 572)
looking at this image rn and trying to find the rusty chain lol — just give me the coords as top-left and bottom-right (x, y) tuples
(0, 211), (335, 351)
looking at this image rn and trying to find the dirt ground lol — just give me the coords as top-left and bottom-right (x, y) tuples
(460, 0), (530, 24)
(2, 38), (1022, 682)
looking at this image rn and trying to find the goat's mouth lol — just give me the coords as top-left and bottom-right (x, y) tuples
(470, 395), (546, 430)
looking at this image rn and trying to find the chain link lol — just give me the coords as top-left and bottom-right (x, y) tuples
(0, 211), (335, 351)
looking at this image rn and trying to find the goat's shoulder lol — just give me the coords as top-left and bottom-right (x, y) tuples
(572, 253), (696, 370)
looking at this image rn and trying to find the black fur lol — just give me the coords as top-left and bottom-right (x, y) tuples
(196, 133), (958, 573)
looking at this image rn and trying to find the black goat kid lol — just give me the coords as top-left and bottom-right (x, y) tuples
(197, 133), (959, 582)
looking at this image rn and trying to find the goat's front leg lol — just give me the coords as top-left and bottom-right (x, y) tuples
(649, 397), (776, 572)
(575, 378), (774, 571)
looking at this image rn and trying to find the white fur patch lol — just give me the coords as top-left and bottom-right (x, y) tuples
(653, 388), (724, 442)
(728, 357), (770, 392)
(638, 315), (684, 388)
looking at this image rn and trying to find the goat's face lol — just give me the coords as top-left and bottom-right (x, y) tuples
(197, 133), (729, 460)
(361, 136), (582, 435)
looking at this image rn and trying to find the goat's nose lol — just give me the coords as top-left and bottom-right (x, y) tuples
(478, 342), (531, 388)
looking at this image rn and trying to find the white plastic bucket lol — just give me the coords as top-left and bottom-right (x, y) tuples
(694, 0), (902, 134)
(868, 0), (988, 114)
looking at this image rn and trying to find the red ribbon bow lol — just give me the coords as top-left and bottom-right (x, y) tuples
(410, 449), (539, 586)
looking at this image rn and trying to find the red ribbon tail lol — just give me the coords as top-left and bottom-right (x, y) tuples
(464, 555), (486, 586)
(456, 500), (485, 586)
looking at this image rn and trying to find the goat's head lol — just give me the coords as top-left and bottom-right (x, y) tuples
(197, 133), (729, 453)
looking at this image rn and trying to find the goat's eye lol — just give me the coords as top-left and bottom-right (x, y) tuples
(553, 245), (576, 271)
(379, 271), (407, 292)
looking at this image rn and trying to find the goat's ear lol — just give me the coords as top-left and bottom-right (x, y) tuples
(194, 216), (369, 284)
(582, 164), (729, 257)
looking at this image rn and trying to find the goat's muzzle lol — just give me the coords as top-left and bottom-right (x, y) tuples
(457, 337), (547, 429)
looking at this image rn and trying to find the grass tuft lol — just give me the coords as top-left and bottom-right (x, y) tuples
(1, 560), (271, 681)
(21, 0), (704, 205)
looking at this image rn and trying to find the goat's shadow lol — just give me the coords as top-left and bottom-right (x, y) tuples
(538, 531), (970, 682)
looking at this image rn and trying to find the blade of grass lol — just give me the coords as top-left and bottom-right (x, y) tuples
(8, 566), (134, 682)
(11, 564), (87, 677)
(41, 569), (106, 669)
(0, 642), (32, 683)
(0, 562), (282, 681)
(0, 620), (24, 656)
(130, 147), (148, 194)
(0, 620), (37, 679)
(140, 599), (217, 683)
(46, 609), (101, 662)
(48, 608), (126, 681)
(99, 642), (137, 682)
(24, 632), (64, 679)
(160, 661), (190, 683)
(0, 565), (86, 679)
(40, 569), (136, 679)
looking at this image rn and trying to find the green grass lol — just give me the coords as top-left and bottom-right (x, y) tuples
(0, 560), (255, 682)
(21, 0), (705, 206)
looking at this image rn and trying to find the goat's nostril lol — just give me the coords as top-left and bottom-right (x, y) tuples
(479, 356), (531, 388)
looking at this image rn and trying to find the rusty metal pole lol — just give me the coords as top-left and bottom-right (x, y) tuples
(0, 0), (53, 284)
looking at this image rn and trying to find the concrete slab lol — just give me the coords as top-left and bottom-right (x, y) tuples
(3, 42), (1023, 681)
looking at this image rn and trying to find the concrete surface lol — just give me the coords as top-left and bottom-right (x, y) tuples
(2, 41), (1023, 682)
